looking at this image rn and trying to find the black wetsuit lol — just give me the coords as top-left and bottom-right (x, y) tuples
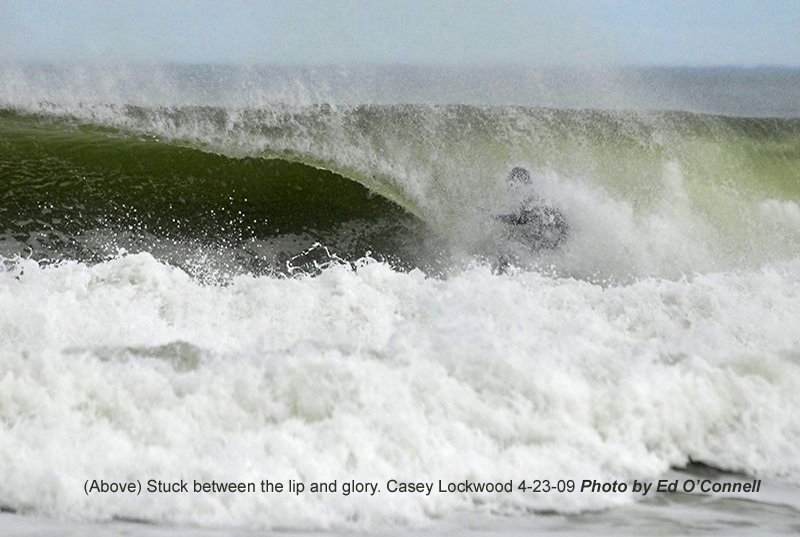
(496, 199), (568, 250)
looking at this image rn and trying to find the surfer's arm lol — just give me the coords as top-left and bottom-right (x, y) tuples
(494, 213), (526, 225)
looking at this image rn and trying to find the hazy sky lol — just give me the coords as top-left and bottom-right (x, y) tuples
(1, 0), (799, 66)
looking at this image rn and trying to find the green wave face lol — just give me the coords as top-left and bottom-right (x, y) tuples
(2, 105), (800, 280)
(0, 111), (433, 276)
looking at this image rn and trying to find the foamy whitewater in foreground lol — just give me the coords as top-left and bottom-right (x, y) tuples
(1, 254), (800, 531)
(1, 65), (800, 534)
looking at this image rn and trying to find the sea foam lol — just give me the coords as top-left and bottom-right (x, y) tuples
(1, 253), (798, 529)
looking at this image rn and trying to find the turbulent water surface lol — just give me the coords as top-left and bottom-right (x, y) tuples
(1, 65), (800, 535)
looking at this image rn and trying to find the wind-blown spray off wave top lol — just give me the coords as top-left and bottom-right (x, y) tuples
(1, 65), (800, 532)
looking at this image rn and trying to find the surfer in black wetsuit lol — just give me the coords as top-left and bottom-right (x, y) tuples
(496, 167), (568, 250)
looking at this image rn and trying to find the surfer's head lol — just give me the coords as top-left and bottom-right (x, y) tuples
(508, 167), (531, 185)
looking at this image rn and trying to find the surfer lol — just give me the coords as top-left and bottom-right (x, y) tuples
(496, 167), (568, 250)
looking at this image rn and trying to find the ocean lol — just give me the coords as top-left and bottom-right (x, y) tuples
(1, 64), (799, 535)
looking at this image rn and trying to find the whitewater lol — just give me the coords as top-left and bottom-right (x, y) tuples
(1, 65), (800, 535)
